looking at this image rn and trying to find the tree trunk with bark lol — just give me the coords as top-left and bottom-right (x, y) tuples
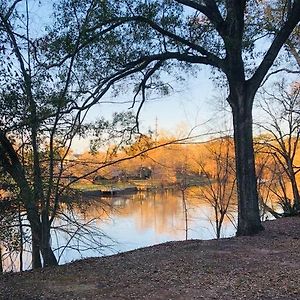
(27, 207), (57, 268)
(231, 92), (264, 235)
(25, 201), (42, 269)
(287, 162), (300, 211)
(41, 211), (58, 267)
(31, 232), (42, 269)
(0, 245), (3, 273)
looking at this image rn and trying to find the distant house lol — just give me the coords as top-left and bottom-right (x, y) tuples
(138, 167), (152, 180)
(109, 170), (129, 182)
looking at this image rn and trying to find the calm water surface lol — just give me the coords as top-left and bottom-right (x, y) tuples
(55, 190), (237, 265)
(2, 190), (237, 271)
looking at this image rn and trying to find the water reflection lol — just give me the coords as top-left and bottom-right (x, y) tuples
(57, 190), (237, 265)
(2, 190), (237, 271)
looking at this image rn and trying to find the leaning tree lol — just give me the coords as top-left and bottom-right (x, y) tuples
(0, 0), (146, 269)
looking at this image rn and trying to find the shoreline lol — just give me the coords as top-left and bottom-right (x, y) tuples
(1, 216), (300, 299)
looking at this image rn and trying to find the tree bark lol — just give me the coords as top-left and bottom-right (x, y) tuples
(26, 207), (42, 269)
(0, 245), (3, 273)
(29, 212), (57, 268)
(41, 239), (58, 267)
(41, 211), (58, 267)
(231, 94), (264, 236)
(31, 237), (42, 269)
(289, 172), (300, 211)
(284, 157), (300, 211)
(27, 206), (57, 268)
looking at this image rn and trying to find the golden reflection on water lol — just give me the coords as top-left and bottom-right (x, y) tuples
(68, 189), (237, 239)
(2, 189), (238, 272)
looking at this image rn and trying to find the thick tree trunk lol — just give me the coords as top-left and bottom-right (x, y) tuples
(30, 212), (57, 268)
(31, 225), (42, 269)
(20, 189), (57, 268)
(28, 208), (57, 268)
(41, 211), (58, 267)
(231, 97), (264, 236)
(22, 195), (42, 269)
(41, 239), (58, 267)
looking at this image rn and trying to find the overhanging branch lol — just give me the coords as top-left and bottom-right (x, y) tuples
(249, 1), (300, 91)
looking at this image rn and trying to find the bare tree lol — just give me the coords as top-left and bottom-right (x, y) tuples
(257, 81), (300, 213)
(256, 151), (287, 219)
(197, 137), (236, 239)
(176, 157), (190, 241)
(0, 0), (141, 269)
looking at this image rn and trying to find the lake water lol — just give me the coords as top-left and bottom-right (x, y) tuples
(54, 189), (237, 265)
(2, 189), (237, 271)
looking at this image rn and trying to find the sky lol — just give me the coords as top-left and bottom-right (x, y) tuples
(71, 68), (232, 153)
(90, 69), (219, 131)
(20, 0), (299, 153)
(20, 0), (228, 153)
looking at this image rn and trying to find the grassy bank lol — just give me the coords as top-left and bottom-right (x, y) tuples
(71, 176), (208, 194)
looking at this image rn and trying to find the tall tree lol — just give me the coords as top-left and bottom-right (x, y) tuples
(0, 0), (140, 268)
(105, 0), (300, 235)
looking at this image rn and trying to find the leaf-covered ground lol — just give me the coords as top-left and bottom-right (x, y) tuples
(1, 217), (300, 299)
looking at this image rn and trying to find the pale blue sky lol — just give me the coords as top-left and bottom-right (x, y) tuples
(72, 69), (231, 153)
(20, 0), (299, 153)
(94, 71), (217, 132)
(18, 0), (224, 152)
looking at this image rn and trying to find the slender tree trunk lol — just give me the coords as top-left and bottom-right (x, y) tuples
(291, 180), (300, 211)
(293, 200), (300, 214)
(181, 190), (188, 241)
(288, 165), (300, 211)
(18, 204), (23, 272)
(0, 244), (3, 273)
(231, 96), (264, 236)
(214, 207), (221, 239)
(217, 212), (226, 240)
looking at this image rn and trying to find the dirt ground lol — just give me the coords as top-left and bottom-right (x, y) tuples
(1, 216), (300, 300)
